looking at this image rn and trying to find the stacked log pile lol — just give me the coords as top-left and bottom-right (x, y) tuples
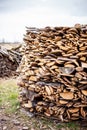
(0, 46), (21, 77)
(18, 24), (87, 122)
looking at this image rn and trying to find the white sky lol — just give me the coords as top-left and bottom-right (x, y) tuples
(0, 0), (87, 42)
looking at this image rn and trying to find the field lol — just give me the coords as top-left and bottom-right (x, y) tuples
(0, 42), (21, 49)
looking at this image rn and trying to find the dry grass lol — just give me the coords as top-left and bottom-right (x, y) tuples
(0, 42), (21, 49)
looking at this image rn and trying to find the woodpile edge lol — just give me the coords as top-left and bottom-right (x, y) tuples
(0, 45), (21, 77)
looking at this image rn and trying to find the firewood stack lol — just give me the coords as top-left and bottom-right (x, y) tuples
(17, 24), (87, 122)
(0, 46), (21, 77)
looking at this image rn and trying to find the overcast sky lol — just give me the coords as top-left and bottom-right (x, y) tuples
(0, 0), (87, 42)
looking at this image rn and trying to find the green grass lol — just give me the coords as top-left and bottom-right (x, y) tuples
(0, 79), (20, 113)
(66, 122), (78, 130)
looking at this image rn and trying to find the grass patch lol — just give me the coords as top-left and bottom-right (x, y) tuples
(66, 122), (78, 129)
(0, 79), (20, 114)
(57, 124), (64, 129)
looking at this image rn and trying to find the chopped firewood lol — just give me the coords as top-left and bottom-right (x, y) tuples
(80, 107), (86, 118)
(0, 45), (21, 77)
(81, 90), (87, 96)
(81, 62), (87, 68)
(60, 92), (74, 100)
(68, 108), (79, 113)
(24, 101), (33, 108)
(29, 76), (37, 81)
(59, 67), (75, 74)
(18, 24), (87, 122)
(59, 100), (68, 104)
